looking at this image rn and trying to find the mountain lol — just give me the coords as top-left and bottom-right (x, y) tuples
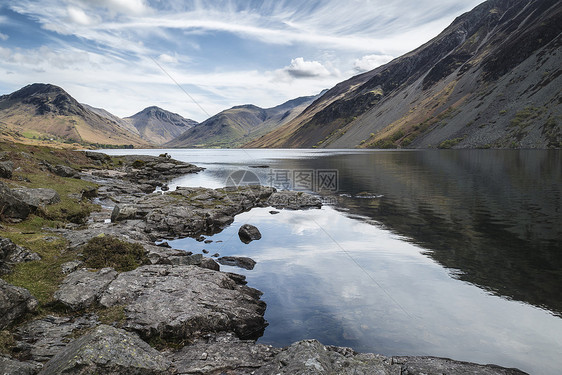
(247, 0), (561, 149)
(124, 106), (198, 145)
(166, 93), (323, 148)
(0, 83), (148, 147)
(82, 103), (141, 138)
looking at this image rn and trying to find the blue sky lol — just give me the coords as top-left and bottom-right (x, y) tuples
(0, 0), (482, 122)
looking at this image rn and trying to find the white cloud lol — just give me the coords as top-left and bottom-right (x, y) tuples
(0, 32), (8, 41)
(67, 6), (93, 25)
(353, 54), (394, 72)
(158, 53), (178, 64)
(283, 57), (331, 78)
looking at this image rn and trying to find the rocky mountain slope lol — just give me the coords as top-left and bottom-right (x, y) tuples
(0, 84), (148, 147)
(166, 93), (323, 148)
(124, 106), (198, 145)
(247, 0), (561, 149)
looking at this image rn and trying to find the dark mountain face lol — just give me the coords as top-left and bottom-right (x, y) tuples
(125, 106), (197, 145)
(166, 93), (322, 148)
(0, 83), (147, 146)
(247, 0), (561, 149)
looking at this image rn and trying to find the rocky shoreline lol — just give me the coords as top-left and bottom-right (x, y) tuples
(0, 150), (528, 374)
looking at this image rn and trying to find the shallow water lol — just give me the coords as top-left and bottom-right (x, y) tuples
(101, 148), (562, 375)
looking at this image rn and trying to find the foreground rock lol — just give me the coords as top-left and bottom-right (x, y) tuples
(167, 332), (279, 375)
(0, 355), (37, 375)
(255, 340), (527, 375)
(238, 224), (261, 243)
(54, 268), (118, 311)
(0, 237), (41, 275)
(12, 188), (60, 209)
(98, 265), (267, 341)
(0, 279), (37, 329)
(38, 325), (171, 375)
(0, 181), (32, 221)
(217, 256), (257, 270)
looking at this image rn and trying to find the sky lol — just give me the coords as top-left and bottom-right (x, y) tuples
(0, 0), (483, 122)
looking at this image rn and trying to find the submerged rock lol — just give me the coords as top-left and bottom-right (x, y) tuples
(217, 256), (257, 270)
(238, 224), (261, 243)
(0, 279), (38, 329)
(98, 265), (267, 341)
(38, 325), (171, 375)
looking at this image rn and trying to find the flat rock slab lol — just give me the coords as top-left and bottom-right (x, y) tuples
(15, 314), (99, 363)
(392, 356), (528, 375)
(99, 265), (267, 341)
(54, 268), (118, 311)
(255, 339), (400, 375)
(167, 332), (280, 375)
(0, 279), (37, 330)
(38, 325), (171, 375)
(217, 256), (257, 270)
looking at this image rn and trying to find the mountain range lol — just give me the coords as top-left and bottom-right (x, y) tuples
(248, 0), (561, 149)
(0, 0), (559, 149)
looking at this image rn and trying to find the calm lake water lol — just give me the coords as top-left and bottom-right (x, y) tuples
(101, 148), (562, 375)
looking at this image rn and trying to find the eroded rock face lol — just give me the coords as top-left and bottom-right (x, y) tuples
(0, 279), (38, 330)
(98, 265), (267, 341)
(54, 268), (118, 311)
(38, 325), (171, 375)
(167, 332), (280, 375)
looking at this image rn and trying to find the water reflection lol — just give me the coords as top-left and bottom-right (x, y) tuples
(101, 148), (562, 374)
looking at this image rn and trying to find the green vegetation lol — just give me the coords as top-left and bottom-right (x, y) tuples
(438, 137), (464, 149)
(80, 235), (149, 272)
(510, 106), (545, 128)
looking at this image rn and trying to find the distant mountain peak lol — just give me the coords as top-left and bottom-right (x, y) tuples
(125, 106), (197, 145)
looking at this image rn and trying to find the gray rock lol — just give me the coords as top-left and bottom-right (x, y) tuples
(54, 268), (118, 311)
(392, 356), (528, 375)
(12, 188), (61, 208)
(0, 279), (38, 329)
(268, 191), (322, 209)
(238, 224), (261, 243)
(0, 161), (14, 179)
(217, 256), (257, 270)
(167, 332), (280, 375)
(51, 165), (79, 178)
(111, 204), (139, 222)
(15, 315), (99, 363)
(1, 237), (41, 275)
(98, 265), (267, 341)
(0, 355), (38, 375)
(60, 260), (83, 274)
(255, 339), (400, 375)
(0, 181), (32, 221)
(38, 325), (171, 375)
(83, 151), (110, 162)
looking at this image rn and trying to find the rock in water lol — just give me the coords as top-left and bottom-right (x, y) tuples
(217, 256), (257, 270)
(239, 224), (261, 243)
(38, 325), (171, 375)
(0, 279), (38, 329)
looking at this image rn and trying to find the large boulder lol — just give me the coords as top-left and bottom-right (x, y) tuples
(12, 188), (60, 209)
(98, 265), (267, 341)
(0, 181), (32, 221)
(0, 237), (41, 275)
(38, 325), (171, 375)
(0, 279), (38, 329)
(51, 164), (79, 178)
(54, 268), (118, 311)
(0, 161), (14, 179)
(238, 224), (261, 243)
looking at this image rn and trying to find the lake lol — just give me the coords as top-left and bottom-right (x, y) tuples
(101, 148), (562, 375)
